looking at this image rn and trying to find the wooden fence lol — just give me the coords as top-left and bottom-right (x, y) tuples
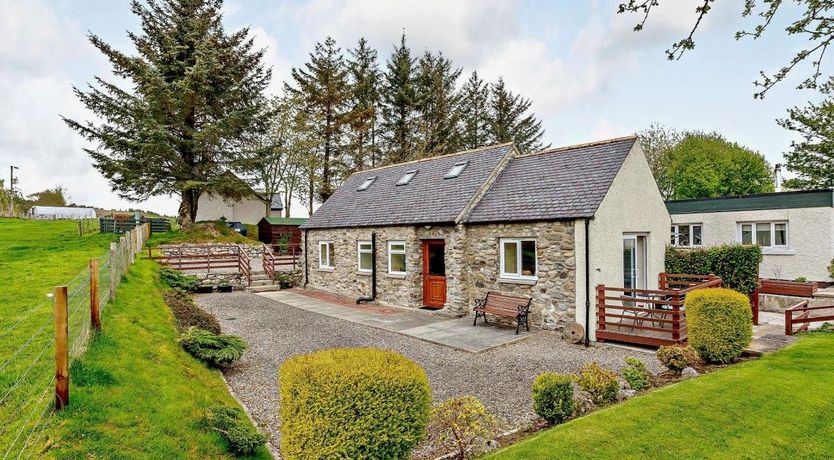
(785, 300), (834, 335)
(264, 243), (302, 273)
(99, 217), (171, 234)
(1, 223), (149, 456)
(149, 244), (252, 286)
(596, 274), (722, 347)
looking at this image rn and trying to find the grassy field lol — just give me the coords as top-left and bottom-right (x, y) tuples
(0, 218), (116, 452)
(45, 259), (271, 459)
(488, 333), (834, 459)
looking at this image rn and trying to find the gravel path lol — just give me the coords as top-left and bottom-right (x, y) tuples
(196, 292), (662, 451)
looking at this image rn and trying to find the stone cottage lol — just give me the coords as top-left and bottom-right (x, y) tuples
(299, 136), (670, 340)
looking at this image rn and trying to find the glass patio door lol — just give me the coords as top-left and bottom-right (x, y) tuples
(623, 236), (637, 290)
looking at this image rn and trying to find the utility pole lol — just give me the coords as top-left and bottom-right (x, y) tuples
(9, 165), (18, 217)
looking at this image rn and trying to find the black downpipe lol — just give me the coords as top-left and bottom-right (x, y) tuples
(584, 218), (591, 348)
(303, 229), (309, 288)
(356, 232), (377, 304)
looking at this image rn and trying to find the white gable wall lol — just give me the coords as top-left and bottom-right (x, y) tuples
(574, 142), (671, 341)
(671, 207), (834, 281)
(195, 192), (270, 225)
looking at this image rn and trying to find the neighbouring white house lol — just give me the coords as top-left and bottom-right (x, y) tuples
(28, 206), (96, 220)
(195, 191), (284, 225)
(300, 135), (670, 342)
(666, 189), (834, 282)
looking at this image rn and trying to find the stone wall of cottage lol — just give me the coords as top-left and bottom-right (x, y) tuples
(304, 226), (424, 309)
(465, 221), (577, 330)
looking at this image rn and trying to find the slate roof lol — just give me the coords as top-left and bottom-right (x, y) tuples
(666, 189), (834, 214)
(464, 136), (636, 223)
(300, 144), (514, 229)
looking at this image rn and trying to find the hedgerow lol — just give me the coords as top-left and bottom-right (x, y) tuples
(665, 244), (762, 295)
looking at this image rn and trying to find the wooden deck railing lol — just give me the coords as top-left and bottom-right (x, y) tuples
(785, 300), (834, 335)
(149, 244), (252, 286)
(596, 274), (722, 347)
(263, 243), (302, 272)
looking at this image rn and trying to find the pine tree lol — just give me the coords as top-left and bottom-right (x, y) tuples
(414, 51), (462, 156)
(346, 37), (382, 171)
(779, 94), (834, 189)
(285, 36), (350, 202)
(63, 0), (271, 225)
(458, 71), (490, 149)
(380, 33), (418, 164)
(486, 78), (547, 153)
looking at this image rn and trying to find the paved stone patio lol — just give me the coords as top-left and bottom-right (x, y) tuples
(257, 289), (535, 352)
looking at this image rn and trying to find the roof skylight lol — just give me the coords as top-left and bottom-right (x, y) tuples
(397, 170), (418, 186)
(357, 176), (376, 191)
(445, 161), (468, 179)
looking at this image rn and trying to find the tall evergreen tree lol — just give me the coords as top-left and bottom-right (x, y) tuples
(285, 36), (350, 202)
(346, 37), (382, 171)
(380, 33), (418, 164)
(486, 78), (547, 153)
(414, 51), (462, 156)
(63, 0), (271, 225)
(458, 71), (490, 149)
(779, 93), (834, 189)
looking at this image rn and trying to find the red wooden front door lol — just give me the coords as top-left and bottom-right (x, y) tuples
(422, 240), (446, 308)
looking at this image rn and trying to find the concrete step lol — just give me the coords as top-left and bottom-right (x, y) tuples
(249, 284), (280, 293)
(250, 274), (271, 281)
(250, 280), (274, 287)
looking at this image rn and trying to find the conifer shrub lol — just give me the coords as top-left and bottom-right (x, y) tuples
(532, 372), (575, 424)
(656, 345), (700, 374)
(178, 327), (247, 368)
(204, 407), (266, 455)
(686, 288), (753, 363)
(621, 357), (650, 390)
(163, 288), (221, 334)
(278, 348), (431, 460)
(576, 362), (619, 404)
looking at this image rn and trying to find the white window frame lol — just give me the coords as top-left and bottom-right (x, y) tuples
(357, 241), (372, 273)
(319, 241), (334, 269)
(499, 238), (538, 280)
(387, 241), (407, 275)
(671, 223), (703, 248)
(737, 221), (789, 248)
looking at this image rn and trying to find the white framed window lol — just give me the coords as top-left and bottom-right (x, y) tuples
(357, 241), (373, 272)
(671, 224), (702, 247)
(445, 161), (468, 179)
(357, 176), (376, 191)
(738, 221), (788, 248)
(388, 241), (406, 275)
(499, 238), (538, 280)
(319, 241), (335, 269)
(396, 170), (418, 186)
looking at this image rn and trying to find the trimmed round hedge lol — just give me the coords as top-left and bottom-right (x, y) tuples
(686, 288), (753, 363)
(278, 348), (431, 460)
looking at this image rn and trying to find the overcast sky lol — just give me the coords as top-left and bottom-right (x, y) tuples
(0, 0), (818, 217)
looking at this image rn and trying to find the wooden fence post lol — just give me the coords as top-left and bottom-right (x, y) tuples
(90, 258), (101, 332)
(54, 286), (69, 410)
(109, 242), (117, 301)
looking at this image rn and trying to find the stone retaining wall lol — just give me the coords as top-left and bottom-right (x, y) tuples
(158, 243), (264, 259)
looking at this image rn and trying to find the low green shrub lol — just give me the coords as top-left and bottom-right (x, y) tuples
(275, 271), (293, 289)
(279, 348), (431, 460)
(163, 288), (221, 334)
(427, 395), (502, 460)
(686, 288), (753, 363)
(531, 372), (575, 424)
(795, 276), (808, 283)
(576, 362), (618, 404)
(178, 327), (247, 368)
(621, 357), (650, 390)
(159, 267), (200, 291)
(204, 406), (266, 455)
(656, 345), (700, 374)
(665, 244), (762, 294)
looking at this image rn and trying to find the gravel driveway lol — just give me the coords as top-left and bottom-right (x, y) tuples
(196, 292), (661, 451)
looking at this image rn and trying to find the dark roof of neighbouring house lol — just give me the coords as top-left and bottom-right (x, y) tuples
(261, 216), (307, 226)
(300, 143), (515, 229)
(269, 194), (284, 211)
(464, 136), (637, 223)
(666, 189), (834, 214)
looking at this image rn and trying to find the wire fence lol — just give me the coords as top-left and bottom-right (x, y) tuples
(0, 224), (149, 458)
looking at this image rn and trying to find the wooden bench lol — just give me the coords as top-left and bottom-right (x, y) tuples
(472, 292), (532, 334)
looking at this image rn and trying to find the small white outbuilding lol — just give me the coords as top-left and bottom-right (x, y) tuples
(28, 206), (97, 220)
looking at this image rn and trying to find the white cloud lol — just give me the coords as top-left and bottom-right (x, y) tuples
(249, 26), (293, 94)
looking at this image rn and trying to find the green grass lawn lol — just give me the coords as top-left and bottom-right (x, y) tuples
(44, 258), (271, 458)
(488, 333), (834, 459)
(0, 218), (116, 451)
